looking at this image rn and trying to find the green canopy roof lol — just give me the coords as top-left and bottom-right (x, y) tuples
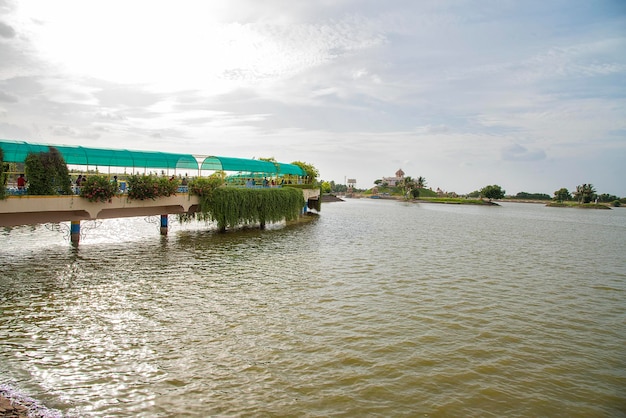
(0, 140), (306, 176)
(201, 156), (304, 176)
(275, 162), (305, 175)
(0, 139), (198, 170)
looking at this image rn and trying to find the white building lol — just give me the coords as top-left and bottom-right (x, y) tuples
(381, 169), (405, 187)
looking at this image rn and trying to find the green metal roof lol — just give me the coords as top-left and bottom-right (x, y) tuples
(201, 156), (305, 176)
(1, 139), (198, 170)
(0, 140), (306, 176)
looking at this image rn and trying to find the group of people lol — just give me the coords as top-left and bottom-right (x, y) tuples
(242, 177), (296, 188)
(11, 173), (84, 194)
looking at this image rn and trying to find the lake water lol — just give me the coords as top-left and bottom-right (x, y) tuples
(1, 199), (625, 417)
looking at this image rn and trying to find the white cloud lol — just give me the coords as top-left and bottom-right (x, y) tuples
(501, 143), (547, 162)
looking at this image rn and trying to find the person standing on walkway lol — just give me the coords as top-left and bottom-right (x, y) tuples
(17, 174), (27, 192)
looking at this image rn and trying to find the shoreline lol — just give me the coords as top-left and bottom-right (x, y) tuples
(0, 385), (63, 418)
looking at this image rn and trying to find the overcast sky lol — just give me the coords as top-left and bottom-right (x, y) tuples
(1, 0), (625, 195)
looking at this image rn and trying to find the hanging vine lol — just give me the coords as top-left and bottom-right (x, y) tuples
(181, 182), (304, 231)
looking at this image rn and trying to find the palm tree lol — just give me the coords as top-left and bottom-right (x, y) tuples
(399, 176), (416, 200)
(416, 176), (426, 189)
(574, 183), (596, 203)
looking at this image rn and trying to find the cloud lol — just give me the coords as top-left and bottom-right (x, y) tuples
(0, 20), (15, 38)
(0, 90), (17, 102)
(49, 125), (100, 140)
(501, 143), (547, 162)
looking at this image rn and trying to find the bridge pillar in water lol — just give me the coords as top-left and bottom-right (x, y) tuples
(160, 215), (168, 235)
(70, 220), (80, 245)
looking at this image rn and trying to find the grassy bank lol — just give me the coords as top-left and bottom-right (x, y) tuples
(546, 202), (612, 209)
(417, 197), (499, 205)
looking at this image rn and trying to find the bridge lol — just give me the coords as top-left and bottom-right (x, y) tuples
(0, 139), (321, 244)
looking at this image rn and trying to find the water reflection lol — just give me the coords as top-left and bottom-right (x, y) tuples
(0, 202), (625, 416)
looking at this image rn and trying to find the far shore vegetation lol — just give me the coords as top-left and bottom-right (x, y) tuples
(2, 148), (623, 210)
(320, 176), (624, 209)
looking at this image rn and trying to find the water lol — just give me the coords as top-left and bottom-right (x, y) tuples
(1, 199), (625, 417)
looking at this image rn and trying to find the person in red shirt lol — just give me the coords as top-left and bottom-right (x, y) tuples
(17, 174), (27, 191)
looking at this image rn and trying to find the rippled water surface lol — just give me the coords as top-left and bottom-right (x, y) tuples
(1, 200), (625, 417)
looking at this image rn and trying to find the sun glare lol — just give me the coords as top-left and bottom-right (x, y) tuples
(17, 0), (287, 92)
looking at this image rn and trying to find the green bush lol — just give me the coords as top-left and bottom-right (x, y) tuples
(79, 175), (118, 203)
(127, 174), (179, 200)
(188, 175), (224, 198)
(24, 147), (72, 195)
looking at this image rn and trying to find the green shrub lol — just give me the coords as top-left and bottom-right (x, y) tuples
(79, 175), (118, 202)
(25, 153), (53, 195)
(188, 175), (224, 198)
(127, 174), (179, 200)
(24, 147), (72, 195)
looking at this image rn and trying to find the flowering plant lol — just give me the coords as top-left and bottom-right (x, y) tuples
(188, 175), (223, 197)
(79, 175), (118, 203)
(127, 174), (179, 200)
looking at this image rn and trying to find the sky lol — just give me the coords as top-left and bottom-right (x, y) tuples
(0, 0), (625, 196)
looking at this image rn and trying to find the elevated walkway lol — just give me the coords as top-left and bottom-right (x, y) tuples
(0, 188), (320, 228)
(0, 194), (200, 227)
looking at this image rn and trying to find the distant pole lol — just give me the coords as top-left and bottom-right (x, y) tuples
(70, 220), (80, 245)
(160, 214), (168, 235)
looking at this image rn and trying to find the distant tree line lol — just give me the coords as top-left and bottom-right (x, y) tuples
(514, 192), (551, 200)
(553, 184), (622, 206)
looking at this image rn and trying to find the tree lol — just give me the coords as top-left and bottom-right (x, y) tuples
(597, 193), (617, 203)
(574, 183), (596, 204)
(516, 192), (551, 200)
(398, 176), (416, 200)
(416, 176), (427, 189)
(480, 184), (505, 201)
(553, 188), (571, 202)
(291, 161), (319, 184)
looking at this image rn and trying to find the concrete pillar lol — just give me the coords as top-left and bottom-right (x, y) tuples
(70, 220), (81, 245)
(160, 214), (168, 235)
